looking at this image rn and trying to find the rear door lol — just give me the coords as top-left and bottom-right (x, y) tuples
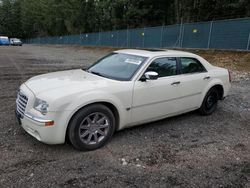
(176, 57), (211, 109)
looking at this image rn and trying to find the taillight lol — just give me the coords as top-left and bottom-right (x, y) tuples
(228, 70), (232, 82)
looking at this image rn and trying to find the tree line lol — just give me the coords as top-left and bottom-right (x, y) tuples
(0, 0), (249, 39)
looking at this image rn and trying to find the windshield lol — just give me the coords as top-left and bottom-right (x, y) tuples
(87, 53), (147, 81)
(0, 37), (8, 41)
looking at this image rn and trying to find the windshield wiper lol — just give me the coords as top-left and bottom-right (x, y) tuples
(85, 68), (116, 79)
(90, 70), (103, 76)
(88, 70), (111, 79)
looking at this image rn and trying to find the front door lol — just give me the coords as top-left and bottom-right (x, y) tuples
(131, 57), (183, 124)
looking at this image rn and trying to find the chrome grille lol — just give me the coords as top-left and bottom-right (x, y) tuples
(16, 91), (28, 117)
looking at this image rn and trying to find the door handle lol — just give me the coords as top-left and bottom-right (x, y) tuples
(203, 76), (210, 80)
(171, 81), (180, 85)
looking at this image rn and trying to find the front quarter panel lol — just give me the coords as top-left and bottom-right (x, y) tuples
(48, 81), (134, 134)
(65, 90), (130, 127)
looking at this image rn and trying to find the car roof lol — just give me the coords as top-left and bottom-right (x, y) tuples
(114, 49), (198, 58)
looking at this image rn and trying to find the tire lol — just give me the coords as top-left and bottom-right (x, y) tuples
(68, 104), (116, 151)
(199, 88), (219, 115)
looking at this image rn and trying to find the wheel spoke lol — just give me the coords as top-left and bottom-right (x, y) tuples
(80, 125), (89, 130)
(97, 117), (105, 124)
(94, 133), (98, 143)
(87, 133), (92, 143)
(93, 113), (99, 123)
(99, 123), (109, 128)
(80, 118), (88, 127)
(97, 129), (106, 136)
(80, 130), (89, 138)
(86, 117), (92, 125)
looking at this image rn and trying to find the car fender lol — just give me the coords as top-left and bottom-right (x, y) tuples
(62, 90), (128, 132)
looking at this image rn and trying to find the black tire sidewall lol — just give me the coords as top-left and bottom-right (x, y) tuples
(200, 88), (219, 115)
(68, 104), (115, 151)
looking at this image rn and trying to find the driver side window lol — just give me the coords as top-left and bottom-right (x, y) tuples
(146, 57), (177, 78)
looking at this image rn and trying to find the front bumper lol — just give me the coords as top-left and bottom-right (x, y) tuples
(24, 112), (53, 124)
(16, 84), (72, 145)
(15, 109), (66, 144)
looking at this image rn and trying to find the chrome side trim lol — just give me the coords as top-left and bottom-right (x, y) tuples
(24, 112), (53, 123)
(132, 92), (202, 109)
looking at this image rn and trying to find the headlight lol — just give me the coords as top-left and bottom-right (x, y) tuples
(34, 98), (49, 115)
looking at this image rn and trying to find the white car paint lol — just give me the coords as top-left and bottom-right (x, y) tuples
(16, 49), (231, 144)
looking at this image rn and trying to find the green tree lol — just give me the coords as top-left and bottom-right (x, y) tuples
(0, 0), (249, 39)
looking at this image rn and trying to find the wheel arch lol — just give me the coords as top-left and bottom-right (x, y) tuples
(200, 81), (225, 108)
(65, 101), (120, 143)
(211, 84), (224, 100)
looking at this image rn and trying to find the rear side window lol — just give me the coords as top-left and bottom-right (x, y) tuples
(146, 57), (177, 77)
(180, 57), (206, 74)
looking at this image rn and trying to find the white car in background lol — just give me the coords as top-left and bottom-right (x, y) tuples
(10, 38), (22, 46)
(16, 49), (231, 150)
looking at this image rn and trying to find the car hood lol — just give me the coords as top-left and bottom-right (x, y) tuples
(25, 69), (110, 96)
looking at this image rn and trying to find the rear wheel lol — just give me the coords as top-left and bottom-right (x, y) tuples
(68, 104), (115, 151)
(199, 88), (219, 115)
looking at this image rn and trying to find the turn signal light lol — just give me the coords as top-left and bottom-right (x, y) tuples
(45, 121), (54, 126)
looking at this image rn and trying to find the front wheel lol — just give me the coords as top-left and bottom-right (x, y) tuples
(68, 104), (116, 151)
(199, 88), (219, 115)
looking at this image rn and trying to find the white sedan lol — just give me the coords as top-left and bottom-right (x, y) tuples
(16, 49), (231, 150)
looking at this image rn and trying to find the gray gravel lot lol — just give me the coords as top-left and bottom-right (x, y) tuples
(0, 45), (250, 188)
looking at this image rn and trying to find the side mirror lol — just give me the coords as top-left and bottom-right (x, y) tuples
(140, 71), (158, 81)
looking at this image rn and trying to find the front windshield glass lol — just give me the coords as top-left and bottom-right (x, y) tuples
(87, 53), (147, 81)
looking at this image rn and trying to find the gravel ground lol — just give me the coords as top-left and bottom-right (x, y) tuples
(0, 45), (249, 188)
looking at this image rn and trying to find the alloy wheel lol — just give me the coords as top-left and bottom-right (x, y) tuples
(78, 112), (110, 145)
